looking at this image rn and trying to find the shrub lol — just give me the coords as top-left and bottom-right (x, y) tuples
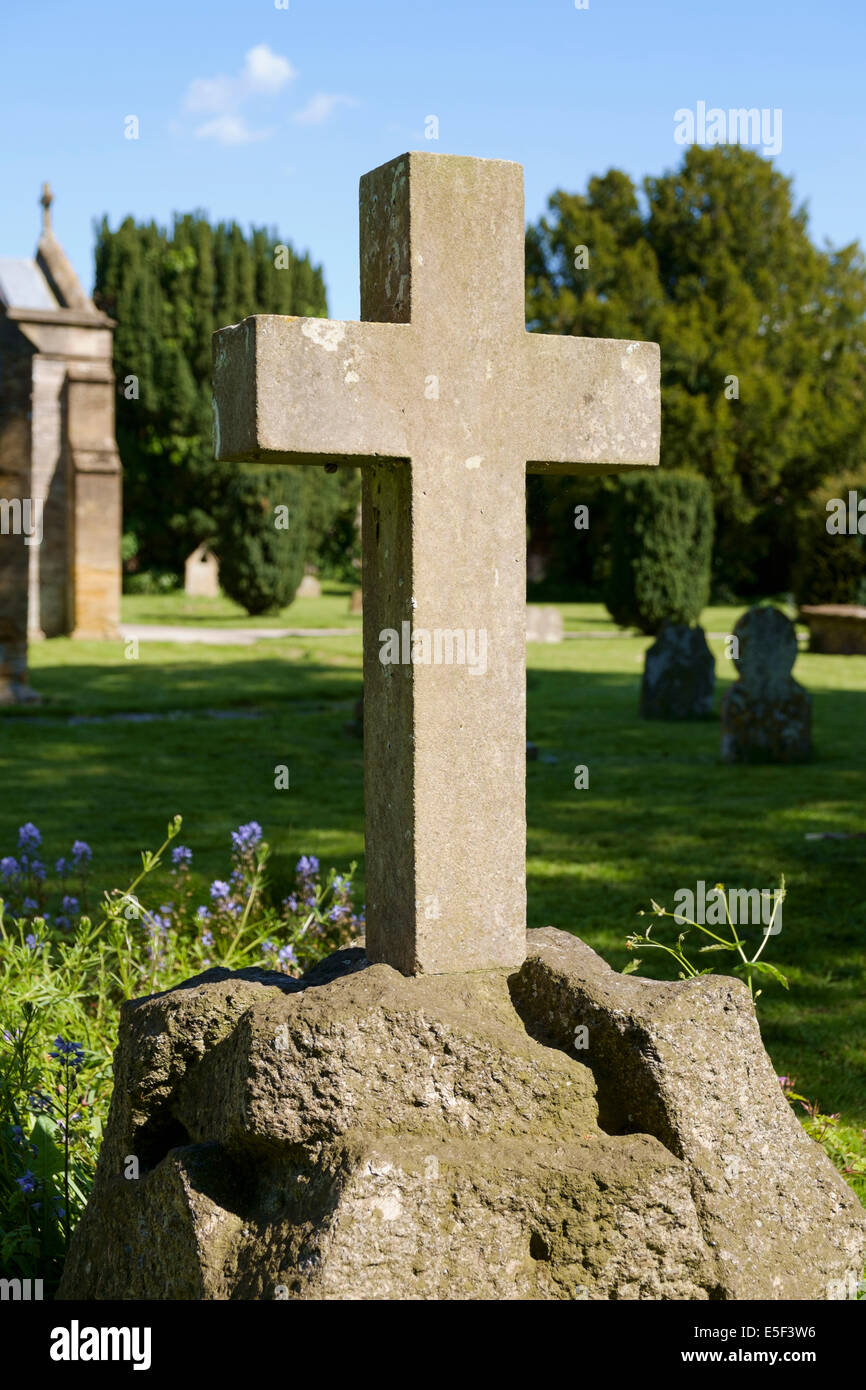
(0, 817), (362, 1292)
(792, 471), (866, 607)
(605, 472), (714, 633)
(215, 465), (308, 615)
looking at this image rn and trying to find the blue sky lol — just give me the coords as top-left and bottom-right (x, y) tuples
(2, 0), (864, 320)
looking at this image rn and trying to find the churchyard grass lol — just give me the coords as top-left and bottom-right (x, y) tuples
(121, 581), (363, 631)
(1, 601), (864, 1224)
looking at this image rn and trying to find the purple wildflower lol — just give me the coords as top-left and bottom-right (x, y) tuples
(0, 856), (18, 881)
(232, 822), (263, 854)
(201, 929), (214, 948)
(16, 1170), (38, 1194)
(296, 855), (319, 878)
(210, 880), (231, 903)
(18, 824), (41, 852)
(49, 1037), (85, 1071)
(71, 840), (91, 868)
(172, 845), (192, 867)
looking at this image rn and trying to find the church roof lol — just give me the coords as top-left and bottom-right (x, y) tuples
(0, 257), (59, 312)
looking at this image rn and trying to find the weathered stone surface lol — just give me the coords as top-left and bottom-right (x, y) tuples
(213, 151), (660, 976)
(640, 622), (715, 720)
(184, 544), (219, 598)
(59, 935), (865, 1300)
(720, 606), (811, 763)
(526, 606), (563, 643)
(514, 931), (866, 1300)
(800, 604), (866, 655)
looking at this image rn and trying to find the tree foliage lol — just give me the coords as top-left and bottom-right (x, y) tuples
(93, 213), (340, 578)
(526, 147), (866, 596)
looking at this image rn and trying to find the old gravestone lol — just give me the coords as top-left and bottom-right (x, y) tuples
(721, 605), (812, 763)
(640, 622), (715, 720)
(60, 154), (864, 1300)
(296, 572), (322, 599)
(526, 605), (563, 643)
(184, 543), (220, 598)
(0, 185), (122, 702)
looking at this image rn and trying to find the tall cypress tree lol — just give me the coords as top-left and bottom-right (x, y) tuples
(94, 214), (338, 577)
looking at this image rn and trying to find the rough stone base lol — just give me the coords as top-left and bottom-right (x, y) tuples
(59, 933), (866, 1301)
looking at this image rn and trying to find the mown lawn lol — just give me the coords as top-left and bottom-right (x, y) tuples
(2, 591), (864, 1143)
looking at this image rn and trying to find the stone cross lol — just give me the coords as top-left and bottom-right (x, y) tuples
(213, 152), (659, 976)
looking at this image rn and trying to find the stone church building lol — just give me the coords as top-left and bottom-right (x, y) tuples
(0, 185), (121, 701)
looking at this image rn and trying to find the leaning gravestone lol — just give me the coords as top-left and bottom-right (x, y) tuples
(60, 153), (864, 1300)
(721, 605), (812, 763)
(640, 622), (715, 720)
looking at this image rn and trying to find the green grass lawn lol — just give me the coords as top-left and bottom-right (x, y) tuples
(121, 582), (362, 630)
(2, 593), (864, 1146)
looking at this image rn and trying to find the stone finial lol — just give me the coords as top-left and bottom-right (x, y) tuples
(40, 182), (53, 233)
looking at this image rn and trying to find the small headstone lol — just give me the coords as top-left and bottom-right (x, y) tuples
(640, 623), (715, 720)
(526, 606), (563, 643)
(721, 606), (811, 763)
(296, 573), (321, 599)
(184, 544), (219, 598)
(349, 587), (363, 615)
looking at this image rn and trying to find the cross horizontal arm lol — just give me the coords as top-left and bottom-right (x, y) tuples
(520, 334), (660, 473)
(212, 315), (414, 465)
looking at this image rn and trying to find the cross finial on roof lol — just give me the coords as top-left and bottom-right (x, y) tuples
(40, 182), (53, 232)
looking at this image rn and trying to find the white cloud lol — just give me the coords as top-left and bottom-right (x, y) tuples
(242, 44), (295, 93)
(292, 92), (357, 126)
(185, 44), (296, 126)
(183, 48), (353, 146)
(193, 115), (272, 147)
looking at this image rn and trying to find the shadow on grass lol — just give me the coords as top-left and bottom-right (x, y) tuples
(1, 655), (864, 1118)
